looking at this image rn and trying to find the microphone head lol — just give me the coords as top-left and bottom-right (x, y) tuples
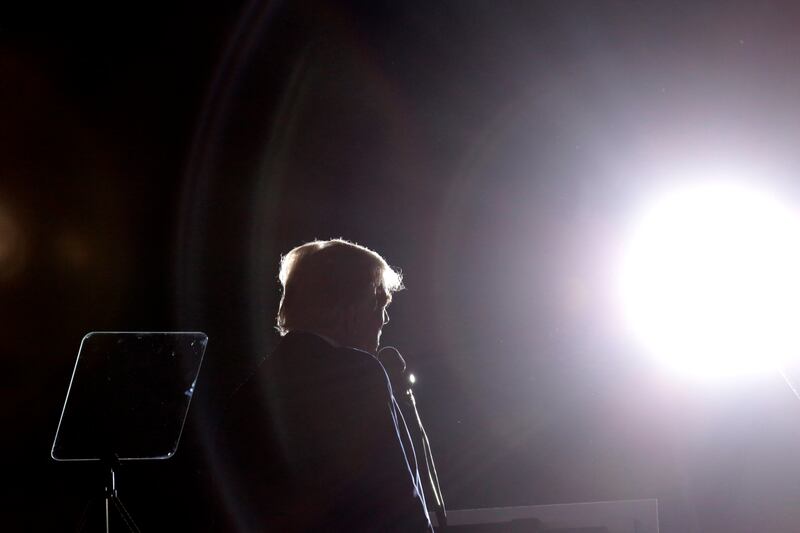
(377, 346), (407, 376)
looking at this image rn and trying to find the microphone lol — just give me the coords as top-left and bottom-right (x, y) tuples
(377, 345), (407, 376)
(377, 346), (413, 392)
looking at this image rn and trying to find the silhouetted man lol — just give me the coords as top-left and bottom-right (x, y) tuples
(215, 239), (433, 532)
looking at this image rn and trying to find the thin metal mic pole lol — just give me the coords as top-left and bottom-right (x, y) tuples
(378, 346), (447, 527)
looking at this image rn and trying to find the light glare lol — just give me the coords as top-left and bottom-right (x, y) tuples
(619, 181), (800, 378)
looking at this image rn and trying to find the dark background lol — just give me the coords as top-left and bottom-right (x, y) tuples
(6, 1), (800, 531)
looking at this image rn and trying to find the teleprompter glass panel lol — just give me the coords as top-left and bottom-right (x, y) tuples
(51, 332), (208, 462)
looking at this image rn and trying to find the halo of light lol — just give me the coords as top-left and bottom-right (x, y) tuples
(619, 181), (800, 378)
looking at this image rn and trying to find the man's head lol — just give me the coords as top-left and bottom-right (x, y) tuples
(276, 239), (403, 353)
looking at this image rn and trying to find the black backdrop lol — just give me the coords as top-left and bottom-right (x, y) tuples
(7, 2), (800, 532)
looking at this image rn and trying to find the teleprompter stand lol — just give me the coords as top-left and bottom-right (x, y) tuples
(71, 454), (150, 533)
(52, 332), (208, 532)
(83, 456), (142, 533)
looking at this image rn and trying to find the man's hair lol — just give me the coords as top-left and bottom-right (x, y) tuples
(276, 239), (403, 335)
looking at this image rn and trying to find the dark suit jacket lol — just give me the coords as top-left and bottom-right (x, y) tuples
(214, 331), (433, 532)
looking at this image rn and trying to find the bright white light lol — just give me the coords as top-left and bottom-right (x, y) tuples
(619, 181), (800, 378)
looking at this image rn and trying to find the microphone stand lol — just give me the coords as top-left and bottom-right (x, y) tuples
(406, 382), (447, 529)
(379, 346), (447, 529)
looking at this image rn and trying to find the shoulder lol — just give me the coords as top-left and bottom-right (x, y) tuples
(271, 331), (391, 386)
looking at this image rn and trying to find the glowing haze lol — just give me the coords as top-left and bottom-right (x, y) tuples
(619, 180), (800, 378)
